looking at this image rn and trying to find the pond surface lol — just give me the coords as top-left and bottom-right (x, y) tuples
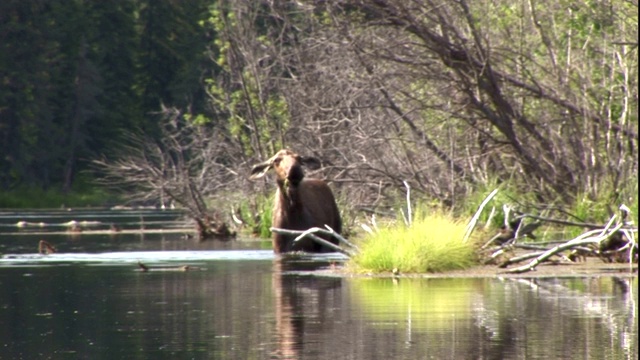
(0, 209), (637, 359)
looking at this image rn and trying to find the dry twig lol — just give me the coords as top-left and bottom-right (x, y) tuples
(506, 223), (625, 274)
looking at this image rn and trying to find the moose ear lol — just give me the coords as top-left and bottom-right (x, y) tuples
(300, 156), (322, 170)
(249, 162), (272, 179)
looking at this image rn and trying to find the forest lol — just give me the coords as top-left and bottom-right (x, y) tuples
(1, 1), (638, 223)
(0, 0), (211, 192)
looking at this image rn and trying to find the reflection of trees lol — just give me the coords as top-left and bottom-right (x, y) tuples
(474, 277), (637, 359)
(271, 258), (343, 359)
(522, 277), (636, 359)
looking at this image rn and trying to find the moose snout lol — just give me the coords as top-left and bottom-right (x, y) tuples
(286, 165), (304, 186)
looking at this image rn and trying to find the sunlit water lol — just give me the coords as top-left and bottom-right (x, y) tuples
(0, 210), (637, 359)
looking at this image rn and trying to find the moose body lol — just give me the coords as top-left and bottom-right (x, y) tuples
(250, 149), (342, 253)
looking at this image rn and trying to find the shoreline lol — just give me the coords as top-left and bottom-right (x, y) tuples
(330, 256), (637, 279)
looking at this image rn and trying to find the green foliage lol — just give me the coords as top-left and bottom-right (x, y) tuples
(562, 179), (639, 239)
(630, 191), (639, 227)
(2, 0), (635, 225)
(570, 193), (609, 224)
(348, 210), (478, 273)
(256, 202), (273, 238)
(233, 193), (273, 238)
(184, 113), (211, 126)
(203, 2), (290, 156)
(0, 0), (211, 191)
(460, 178), (536, 229)
(0, 184), (116, 209)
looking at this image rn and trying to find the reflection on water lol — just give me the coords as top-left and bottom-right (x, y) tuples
(0, 210), (636, 359)
(0, 208), (189, 233)
(349, 278), (480, 331)
(0, 231), (266, 258)
(0, 257), (636, 359)
(348, 276), (637, 359)
(271, 258), (343, 359)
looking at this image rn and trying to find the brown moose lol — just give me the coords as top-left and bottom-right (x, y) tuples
(250, 149), (342, 253)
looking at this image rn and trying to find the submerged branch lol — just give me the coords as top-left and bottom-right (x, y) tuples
(270, 227), (357, 257)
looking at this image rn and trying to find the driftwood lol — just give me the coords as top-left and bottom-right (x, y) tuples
(505, 223), (625, 273)
(38, 240), (57, 255)
(195, 214), (236, 241)
(137, 261), (201, 272)
(482, 205), (638, 273)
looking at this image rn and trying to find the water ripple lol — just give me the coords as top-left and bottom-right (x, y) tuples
(0, 250), (275, 266)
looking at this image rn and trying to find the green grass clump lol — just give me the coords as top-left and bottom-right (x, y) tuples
(348, 212), (479, 274)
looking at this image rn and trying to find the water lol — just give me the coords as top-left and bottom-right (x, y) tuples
(0, 210), (637, 359)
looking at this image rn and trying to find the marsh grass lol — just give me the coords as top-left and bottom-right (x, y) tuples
(256, 200), (273, 238)
(560, 179), (639, 240)
(460, 178), (538, 228)
(224, 193), (274, 238)
(348, 211), (480, 274)
(459, 177), (639, 243)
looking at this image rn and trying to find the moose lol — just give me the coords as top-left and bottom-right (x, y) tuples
(250, 149), (342, 253)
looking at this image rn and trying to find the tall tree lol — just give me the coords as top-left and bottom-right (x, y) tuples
(0, 0), (213, 192)
(83, 0), (141, 153)
(0, 1), (71, 189)
(136, 0), (211, 132)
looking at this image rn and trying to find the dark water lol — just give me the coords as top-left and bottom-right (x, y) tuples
(0, 210), (637, 359)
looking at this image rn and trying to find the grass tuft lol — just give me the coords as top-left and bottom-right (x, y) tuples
(348, 211), (479, 273)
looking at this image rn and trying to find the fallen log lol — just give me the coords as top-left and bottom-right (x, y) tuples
(137, 261), (201, 272)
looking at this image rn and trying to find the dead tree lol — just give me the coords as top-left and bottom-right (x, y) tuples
(93, 107), (242, 240)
